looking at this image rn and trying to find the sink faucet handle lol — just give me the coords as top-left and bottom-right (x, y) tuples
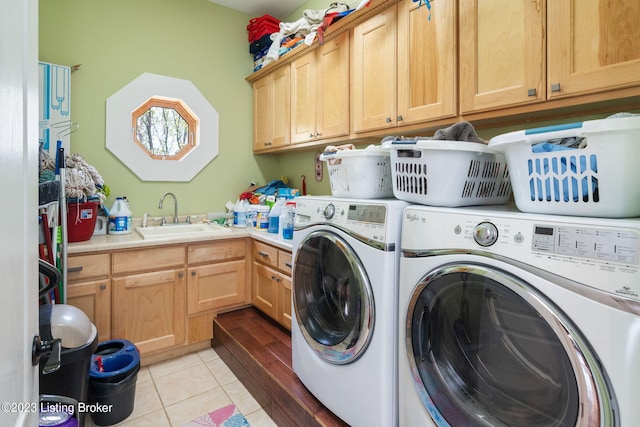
(142, 212), (150, 228)
(161, 216), (167, 226)
(186, 215), (192, 224)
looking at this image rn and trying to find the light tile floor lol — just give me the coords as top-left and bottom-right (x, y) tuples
(85, 347), (278, 427)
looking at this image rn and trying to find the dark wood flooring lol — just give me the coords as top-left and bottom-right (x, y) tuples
(212, 307), (349, 427)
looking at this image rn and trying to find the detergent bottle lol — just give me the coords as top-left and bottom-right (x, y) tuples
(268, 198), (285, 234)
(108, 197), (132, 235)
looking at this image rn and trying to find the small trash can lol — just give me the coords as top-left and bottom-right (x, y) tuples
(88, 340), (140, 426)
(39, 304), (98, 427)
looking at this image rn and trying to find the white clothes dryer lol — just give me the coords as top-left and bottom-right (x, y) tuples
(292, 196), (408, 427)
(398, 205), (640, 427)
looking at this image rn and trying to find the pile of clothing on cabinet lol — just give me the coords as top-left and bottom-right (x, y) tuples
(250, 0), (372, 71)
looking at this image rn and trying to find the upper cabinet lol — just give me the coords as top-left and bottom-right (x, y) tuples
(459, 0), (545, 113)
(547, 1), (640, 99)
(352, 0), (456, 133)
(460, 0), (640, 113)
(291, 32), (350, 144)
(253, 66), (291, 151)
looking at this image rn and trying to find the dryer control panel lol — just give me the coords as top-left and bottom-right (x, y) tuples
(402, 205), (640, 301)
(531, 224), (639, 265)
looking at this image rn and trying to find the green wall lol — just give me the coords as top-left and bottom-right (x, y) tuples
(39, 0), (282, 217)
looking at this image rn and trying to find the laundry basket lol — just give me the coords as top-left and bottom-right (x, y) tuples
(489, 116), (640, 217)
(388, 139), (512, 206)
(320, 147), (393, 199)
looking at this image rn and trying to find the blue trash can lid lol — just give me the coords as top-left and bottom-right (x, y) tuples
(90, 340), (140, 379)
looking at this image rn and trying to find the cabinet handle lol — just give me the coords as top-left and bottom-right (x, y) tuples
(551, 83), (561, 92)
(385, 117), (392, 123)
(527, 88), (537, 96)
(100, 284), (106, 290)
(68, 266), (83, 273)
(258, 251), (269, 258)
(285, 262), (292, 268)
(191, 271), (196, 276)
(397, 115), (403, 122)
(271, 275), (277, 280)
(315, 131), (321, 137)
(264, 141), (272, 147)
(178, 272), (184, 278)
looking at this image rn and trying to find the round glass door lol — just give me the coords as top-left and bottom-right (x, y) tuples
(294, 230), (374, 364)
(407, 262), (615, 427)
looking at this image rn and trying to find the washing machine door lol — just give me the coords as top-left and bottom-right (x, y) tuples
(294, 230), (374, 364)
(406, 262), (615, 427)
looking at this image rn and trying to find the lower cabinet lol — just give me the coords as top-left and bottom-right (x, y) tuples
(186, 239), (251, 343)
(252, 240), (292, 330)
(67, 236), (275, 362)
(67, 252), (111, 342)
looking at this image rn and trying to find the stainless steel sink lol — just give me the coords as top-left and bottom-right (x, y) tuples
(135, 222), (231, 240)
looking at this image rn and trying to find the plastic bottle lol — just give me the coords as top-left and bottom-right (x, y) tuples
(256, 205), (270, 231)
(123, 196), (133, 232)
(247, 205), (258, 229)
(268, 199), (285, 234)
(108, 197), (132, 235)
(282, 201), (296, 240)
(233, 200), (247, 228)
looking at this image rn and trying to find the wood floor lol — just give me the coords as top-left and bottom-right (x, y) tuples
(212, 307), (349, 427)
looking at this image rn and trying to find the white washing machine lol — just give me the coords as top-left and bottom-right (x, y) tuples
(292, 196), (408, 427)
(398, 205), (640, 427)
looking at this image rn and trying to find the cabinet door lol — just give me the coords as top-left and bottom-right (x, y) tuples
(252, 262), (278, 319)
(253, 75), (272, 151)
(277, 274), (292, 330)
(291, 51), (317, 143)
(67, 279), (111, 342)
(547, 1), (640, 98)
(187, 260), (247, 315)
(397, 0), (456, 124)
(270, 66), (291, 148)
(112, 269), (186, 355)
(352, 6), (397, 133)
(459, 0), (545, 113)
(317, 32), (350, 140)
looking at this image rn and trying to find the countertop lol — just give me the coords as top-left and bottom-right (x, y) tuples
(68, 226), (293, 254)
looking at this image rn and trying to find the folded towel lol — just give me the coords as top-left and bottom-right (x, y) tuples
(433, 121), (486, 143)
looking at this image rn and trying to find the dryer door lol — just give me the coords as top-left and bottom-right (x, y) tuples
(406, 262), (615, 427)
(294, 230), (374, 364)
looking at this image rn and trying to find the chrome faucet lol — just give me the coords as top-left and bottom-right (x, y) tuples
(158, 192), (179, 225)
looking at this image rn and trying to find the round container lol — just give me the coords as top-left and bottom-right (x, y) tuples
(108, 197), (132, 235)
(256, 205), (270, 231)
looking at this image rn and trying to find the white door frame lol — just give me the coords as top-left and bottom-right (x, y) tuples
(0, 0), (40, 425)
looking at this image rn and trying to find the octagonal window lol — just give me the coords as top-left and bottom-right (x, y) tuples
(132, 97), (198, 160)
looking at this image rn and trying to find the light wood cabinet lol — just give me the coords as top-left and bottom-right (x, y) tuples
(112, 268), (186, 355)
(352, 0), (456, 133)
(460, 0), (640, 113)
(186, 240), (250, 342)
(67, 253), (111, 342)
(547, 1), (640, 99)
(352, 6), (397, 133)
(111, 246), (186, 356)
(291, 32), (350, 144)
(252, 240), (292, 329)
(253, 66), (291, 151)
(459, 0), (545, 113)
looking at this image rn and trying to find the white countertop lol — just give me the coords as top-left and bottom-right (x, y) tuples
(68, 226), (293, 254)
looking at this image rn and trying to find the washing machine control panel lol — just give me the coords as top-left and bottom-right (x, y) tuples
(295, 197), (408, 246)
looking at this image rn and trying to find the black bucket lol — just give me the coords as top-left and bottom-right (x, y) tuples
(88, 340), (140, 426)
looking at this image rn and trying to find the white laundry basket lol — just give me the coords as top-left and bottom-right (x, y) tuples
(489, 116), (640, 218)
(388, 139), (512, 206)
(320, 148), (394, 198)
